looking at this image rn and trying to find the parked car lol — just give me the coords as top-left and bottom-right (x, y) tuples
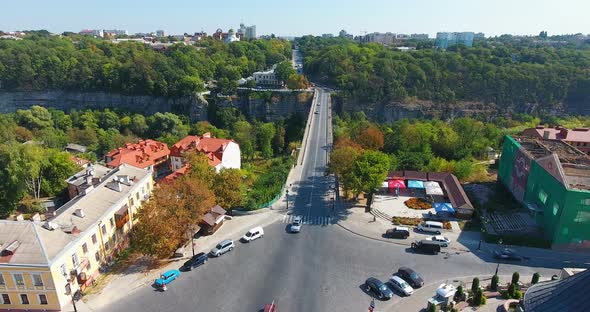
(210, 239), (235, 257)
(291, 216), (302, 233)
(397, 267), (424, 288)
(493, 248), (524, 261)
(417, 221), (444, 234)
(411, 240), (441, 255)
(384, 226), (410, 239)
(430, 235), (451, 247)
(314, 111), (319, 114)
(155, 269), (180, 287)
(264, 302), (277, 312)
(364, 277), (394, 300)
(389, 275), (414, 296)
(181, 252), (208, 271)
(242, 226), (264, 242)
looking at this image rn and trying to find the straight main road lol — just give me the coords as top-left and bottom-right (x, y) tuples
(100, 89), (559, 312)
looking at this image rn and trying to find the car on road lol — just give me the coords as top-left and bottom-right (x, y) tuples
(181, 252), (208, 271)
(155, 269), (180, 287)
(493, 248), (524, 261)
(430, 235), (451, 247)
(384, 226), (410, 239)
(397, 267), (424, 288)
(364, 277), (394, 300)
(389, 275), (414, 296)
(242, 226), (264, 242)
(314, 111), (319, 114)
(411, 240), (441, 255)
(291, 216), (302, 233)
(210, 239), (235, 257)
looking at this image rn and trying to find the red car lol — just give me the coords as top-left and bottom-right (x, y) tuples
(264, 302), (277, 312)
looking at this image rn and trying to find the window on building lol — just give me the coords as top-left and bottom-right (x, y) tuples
(87, 260), (92, 270)
(60, 264), (67, 276)
(92, 234), (97, 245)
(82, 243), (88, 254)
(20, 294), (29, 304)
(110, 217), (114, 228)
(142, 186), (145, 194)
(105, 241), (110, 251)
(95, 252), (100, 262)
(112, 233), (117, 242)
(553, 203), (559, 216)
(72, 253), (79, 267)
(0, 274), (4, 285)
(136, 192), (139, 200)
(13, 274), (24, 286)
(1, 294), (10, 304)
(581, 199), (590, 206)
(38, 294), (48, 305)
(32, 274), (43, 287)
(101, 224), (107, 235)
(574, 211), (590, 223)
(538, 189), (548, 204)
(130, 198), (135, 206)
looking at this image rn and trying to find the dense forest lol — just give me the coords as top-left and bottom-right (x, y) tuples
(0, 34), (292, 96)
(297, 36), (590, 112)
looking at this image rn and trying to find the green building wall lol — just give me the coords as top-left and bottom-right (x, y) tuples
(498, 136), (519, 189)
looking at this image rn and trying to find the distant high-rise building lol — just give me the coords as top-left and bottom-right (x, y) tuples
(321, 33), (334, 38)
(358, 32), (397, 45)
(156, 30), (166, 37)
(237, 23), (256, 39)
(339, 30), (353, 39)
(104, 29), (128, 36)
(435, 32), (474, 49)
(474, 32), (485, 39)
(410, 33), (429, 40)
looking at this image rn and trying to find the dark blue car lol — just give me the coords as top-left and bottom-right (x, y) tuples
(155, 269), (181, 287)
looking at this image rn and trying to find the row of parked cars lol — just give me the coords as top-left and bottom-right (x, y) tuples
(364, 267), (424, 300)
(155, 226), (265, 289)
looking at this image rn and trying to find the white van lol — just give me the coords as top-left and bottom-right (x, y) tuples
(417, 221), (444, 234)
(241, 226), (264, 242)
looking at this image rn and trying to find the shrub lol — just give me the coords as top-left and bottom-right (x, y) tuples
(427, 303), (436, 312)
(532, 272), (540, 285)
(512, 272), (520, 285)
(471, 277), (480, 294)
(514, 290), (523, 299)
(450, 308), (458, 312)
(481, 295), (487, 305)
(455, 285), (465, 301)
(508, 283), (517, 298)
(473, 288), (485, 306)
(404, 197), (431, 209)
(491, 274), (499, 291)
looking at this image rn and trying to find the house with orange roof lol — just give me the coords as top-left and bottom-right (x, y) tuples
(169, 133), (241, 173)
(104, 139), (170, 175)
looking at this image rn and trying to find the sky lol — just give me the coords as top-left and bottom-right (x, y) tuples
(1, 0), (589, 37)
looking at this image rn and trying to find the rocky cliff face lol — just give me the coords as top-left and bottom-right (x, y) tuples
(214, 91), (314, 121)
(0, 91), (209, 121)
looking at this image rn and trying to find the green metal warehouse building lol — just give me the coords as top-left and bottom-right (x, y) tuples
(498, 135), (590, 250)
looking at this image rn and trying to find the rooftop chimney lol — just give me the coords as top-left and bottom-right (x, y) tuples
(31, 213), (41, 222)
(74, 208), (85, 218)
(15, 214), (24, 221)
(1, 240), (21, 256)
(543, 131), (550, 139)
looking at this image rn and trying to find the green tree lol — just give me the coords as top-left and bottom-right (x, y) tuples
(233, 121), (255, 160)
(531, 272), (540, 285)
(16, 106), (54, 130)
(491, 275), (499, 291)
(130, 114), (148, 136)
(349, 150), (389, 210)
(471, 277), (480, 295)
(212, 169), (245, 210)
(274, 61), (296, 82)
(258, 123), (276, 159)
(40, 149), (77, 196)
(512, 272), (520, 285)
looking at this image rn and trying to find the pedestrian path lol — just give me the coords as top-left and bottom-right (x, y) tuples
(282, 214), (335, 225)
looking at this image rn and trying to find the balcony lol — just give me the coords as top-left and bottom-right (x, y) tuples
(115, 213), (129, 228)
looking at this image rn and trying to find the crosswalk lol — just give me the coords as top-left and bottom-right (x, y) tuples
(281, 215), (335, 225)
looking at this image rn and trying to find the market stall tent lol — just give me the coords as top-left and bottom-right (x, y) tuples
(388, 179), (406, 190)
(424, 181), (444, 196)
(407, 180), (425, 189)
(434, 202), (455, 213)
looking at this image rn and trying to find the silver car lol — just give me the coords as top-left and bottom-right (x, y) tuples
(209, 239), (234, 257)
(291, 216), (302, 233)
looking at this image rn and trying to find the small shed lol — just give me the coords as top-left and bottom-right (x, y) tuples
(200, 205), (227, 235)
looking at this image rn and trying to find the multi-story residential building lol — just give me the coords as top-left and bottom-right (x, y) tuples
(238, 23), (256, 40)
(105, 139), (170, 175)
(156, 30), (166, 37)
(358, 32), (397, 45)
(498, 136), (590, 250)
(339, 30), (353, 39)
(169, 133), (241, 173)
(104, 29), (128, 36)
(474, 32), (485, 39)
(0, 164), (153, 311)
(435, 32), (475, 49)
(410, 34), (429, 40)
(65, 164), (112, 199)
(78, 29), (104, 37)
(522, 126), (590, 155)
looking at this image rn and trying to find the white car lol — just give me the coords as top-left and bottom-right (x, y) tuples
(389, 275), (414, 296)
(291, 216), (302, 233)
(430, 235), (451, 247)
(242, 226), (264, 242)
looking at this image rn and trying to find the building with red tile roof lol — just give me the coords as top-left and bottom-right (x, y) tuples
(523, 126), (590, 155)
(105, 139), (170, 173)
(170, 133), (241, 173)
(162, 164), (190, 184)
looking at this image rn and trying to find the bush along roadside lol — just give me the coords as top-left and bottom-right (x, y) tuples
(244, 157), (294, 210)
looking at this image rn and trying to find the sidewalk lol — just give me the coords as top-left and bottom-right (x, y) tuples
(83, 210), (283, 310)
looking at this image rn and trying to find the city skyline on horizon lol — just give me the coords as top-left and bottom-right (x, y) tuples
(0, 0), (589, 38)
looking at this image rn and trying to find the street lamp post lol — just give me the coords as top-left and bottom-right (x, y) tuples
(66, 279), (78, 312)
(286, 189), (289, 211)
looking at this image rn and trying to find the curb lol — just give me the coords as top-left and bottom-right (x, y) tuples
(336, 220), (472, 253)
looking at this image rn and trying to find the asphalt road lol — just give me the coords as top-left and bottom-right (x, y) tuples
(101, 89), (560, 312)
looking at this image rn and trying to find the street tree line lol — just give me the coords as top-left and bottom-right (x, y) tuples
(296, 36), (590, 112)
(0, 35), (292, 96)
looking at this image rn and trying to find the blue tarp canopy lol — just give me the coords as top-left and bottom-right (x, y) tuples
(407, 180), (425, 189)
(434, 202), (455, 213)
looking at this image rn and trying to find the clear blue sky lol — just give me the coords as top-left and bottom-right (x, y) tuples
(1, 0), (588, 37)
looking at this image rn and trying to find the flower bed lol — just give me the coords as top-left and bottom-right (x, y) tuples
(404, 197), (432, 210)
(392, 217), (422, 226)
